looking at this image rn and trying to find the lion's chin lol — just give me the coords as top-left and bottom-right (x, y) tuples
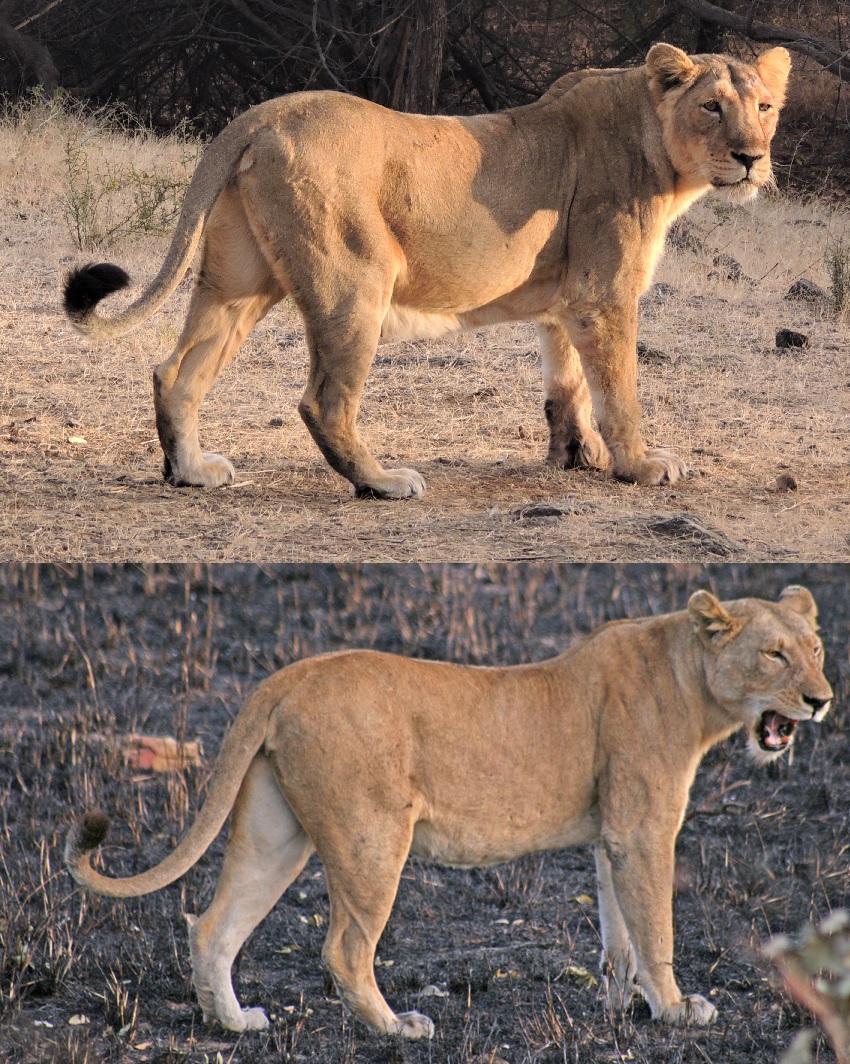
(713, 179), (761, 204)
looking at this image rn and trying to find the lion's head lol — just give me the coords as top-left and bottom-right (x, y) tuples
(646, 43), (791, 202)
(689, 586), (833, 764)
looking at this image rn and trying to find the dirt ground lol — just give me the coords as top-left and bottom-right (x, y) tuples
(1, 563), (848, 1064)
(2, 113), (850, 562)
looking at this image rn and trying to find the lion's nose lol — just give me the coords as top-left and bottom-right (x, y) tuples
(803, 694), (830, 714)
(731, 151), (763, 174)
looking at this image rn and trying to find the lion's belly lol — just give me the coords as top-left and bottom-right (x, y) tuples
(379, 281), (561, 341)
(408, 807), (600, 869)
(380, 304), (514, 341)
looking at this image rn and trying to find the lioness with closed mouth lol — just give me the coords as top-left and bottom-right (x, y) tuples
(66, 586), (831, 1038)
(64, 45), (790, 498)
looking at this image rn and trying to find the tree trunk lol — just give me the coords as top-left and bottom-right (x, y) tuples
(0, 10), (59, 93)
(403, 0), (447, 113)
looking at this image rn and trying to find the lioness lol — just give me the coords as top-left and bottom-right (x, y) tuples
(63, 45), (790, 498)
(66, 586), (831, 1038)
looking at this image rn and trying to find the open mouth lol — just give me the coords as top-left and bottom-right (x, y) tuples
(712, 175), (752, 188)
(756, 710), (799, 753)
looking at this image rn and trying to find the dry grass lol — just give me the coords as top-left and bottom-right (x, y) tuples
(1, 106), (849, 561)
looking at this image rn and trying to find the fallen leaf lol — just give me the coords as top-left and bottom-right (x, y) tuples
(122, 734), (202, 773)
(562, 965), (598, 989)
(571, 894), (594, 905)
(68, 1014), (89, 1026)
(68, 436), (87, 445)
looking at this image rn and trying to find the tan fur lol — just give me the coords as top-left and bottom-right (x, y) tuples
(64, 46), (790, 498)
(66, 586), (831, 1038)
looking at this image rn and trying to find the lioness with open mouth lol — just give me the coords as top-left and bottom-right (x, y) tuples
(64, 586), (832, 1038)
(64, 45), (790, 498)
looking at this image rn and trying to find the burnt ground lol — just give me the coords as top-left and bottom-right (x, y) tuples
(0, 563), (848, 1064)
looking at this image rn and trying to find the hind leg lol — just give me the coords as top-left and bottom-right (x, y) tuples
(538, 322), (609, 471)
(318, 819), (432, 1037)
(187, 754), (314, 1031)
(234, 151), (425, 499)
(595, 844), (639, 1012)
(153, 185), (282, 487)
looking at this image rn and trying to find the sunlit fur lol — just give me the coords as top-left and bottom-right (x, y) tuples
(66, 587), (829, 1039)
(63, 46), (790, 498)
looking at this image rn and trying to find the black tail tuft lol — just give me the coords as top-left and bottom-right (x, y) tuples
(63, 262), (130, 322)
(76, 809), (111, 852)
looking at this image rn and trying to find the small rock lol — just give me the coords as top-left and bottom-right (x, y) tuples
(512, 504), (567, 521)
(644, 513), (738, 557)
(785, 278), (828, 303)
(667, 222), (702, 253)
(641, 282), (678, 304)
(268, 416), (286, 427)
(775, 329), (809, 350)
(418, 985), (450, 999)
(775, 474), (798, 492)
(637, 341), (673, 363)
(712, 253), (744, 281)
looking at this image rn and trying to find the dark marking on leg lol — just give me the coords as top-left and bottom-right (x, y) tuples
(153, 371), (179, 485)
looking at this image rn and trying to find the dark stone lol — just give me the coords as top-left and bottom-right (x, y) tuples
(785, 279), (828, 303)
(637, 341), (672, 363)
(641, 282), (678, 304)
(775, 329), (809, 350)
(712, 254), (744, 281)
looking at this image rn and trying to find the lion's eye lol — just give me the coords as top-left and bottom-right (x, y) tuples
(703, 100), (721, 114)
(813, 644), (823, 658)
(764, 649), (788, 665)
(759, 102), (772, 112)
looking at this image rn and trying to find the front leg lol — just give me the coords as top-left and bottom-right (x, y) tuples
(565, 303), (686, 486)
(599, 830), (716, 1025)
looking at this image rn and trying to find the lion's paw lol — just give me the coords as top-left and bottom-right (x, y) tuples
(620, 448), (687, 486)
(211, 1004), (270, 1032)
(654, 994), (717, 1026)
(393, 1010), (435, 1039)
(168, 452), (236, 488)
(546, 431), (610, 472)
(352, 468), (426, 500)
(242, 1006), (272, 1030)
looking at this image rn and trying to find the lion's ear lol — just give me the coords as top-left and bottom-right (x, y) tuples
(778, 585), (818, 629)
(646, 43), (696, 100)
(756, 47), (791, 108)
(688, 590), (744, 646)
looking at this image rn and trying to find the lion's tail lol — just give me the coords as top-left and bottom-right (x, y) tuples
(62, 119), (253, 342)
(65, 682), (276, 898)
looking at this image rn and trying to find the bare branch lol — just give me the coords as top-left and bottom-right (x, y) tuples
(673, 0), (850, 82)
